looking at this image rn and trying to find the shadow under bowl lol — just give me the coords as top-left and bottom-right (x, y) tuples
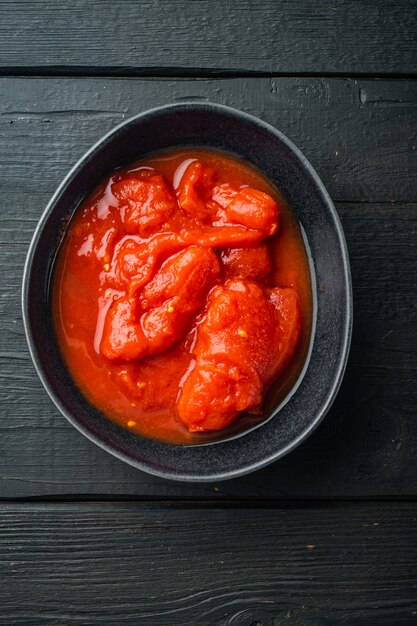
(22, 102), (352, 482)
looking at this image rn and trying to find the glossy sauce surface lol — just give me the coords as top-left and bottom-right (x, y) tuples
(53, 148), (312, 444)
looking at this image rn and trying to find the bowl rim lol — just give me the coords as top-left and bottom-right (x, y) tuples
(22, 101), (352, 482)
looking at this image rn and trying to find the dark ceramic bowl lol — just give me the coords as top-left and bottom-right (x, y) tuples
(22, 102), (352, 481)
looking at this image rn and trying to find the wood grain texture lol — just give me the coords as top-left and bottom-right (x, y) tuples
(0, 0), (416, 75)
(1, 502), (416, 625)
(0, 76), (416, 499)
(1, 202), (416, 498)
(1, 77), (416, 202)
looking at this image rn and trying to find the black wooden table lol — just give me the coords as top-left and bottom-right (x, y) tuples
(1, 2), (417, 624)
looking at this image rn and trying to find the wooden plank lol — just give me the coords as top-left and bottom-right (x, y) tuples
(0, 1), (416, 75)
(1, 76), (416, 498)
(1, 502), (416, 625)
(1, 199), (416, 499)
(1, 77), (416, 203)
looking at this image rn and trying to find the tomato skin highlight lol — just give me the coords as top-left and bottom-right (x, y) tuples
(53, 149), (311, 444)
(177, 280), (301, 432)
(112, 175), (177, 236)
(176, 161), (216, 218)
(101, 246), (220, 361)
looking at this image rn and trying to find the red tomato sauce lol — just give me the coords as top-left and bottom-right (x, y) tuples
(52, 148), (312, 444)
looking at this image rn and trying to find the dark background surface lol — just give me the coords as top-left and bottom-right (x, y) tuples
(1, 2), (416, 624)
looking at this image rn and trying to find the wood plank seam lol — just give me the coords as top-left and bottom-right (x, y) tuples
(2, 68), (417, 80)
